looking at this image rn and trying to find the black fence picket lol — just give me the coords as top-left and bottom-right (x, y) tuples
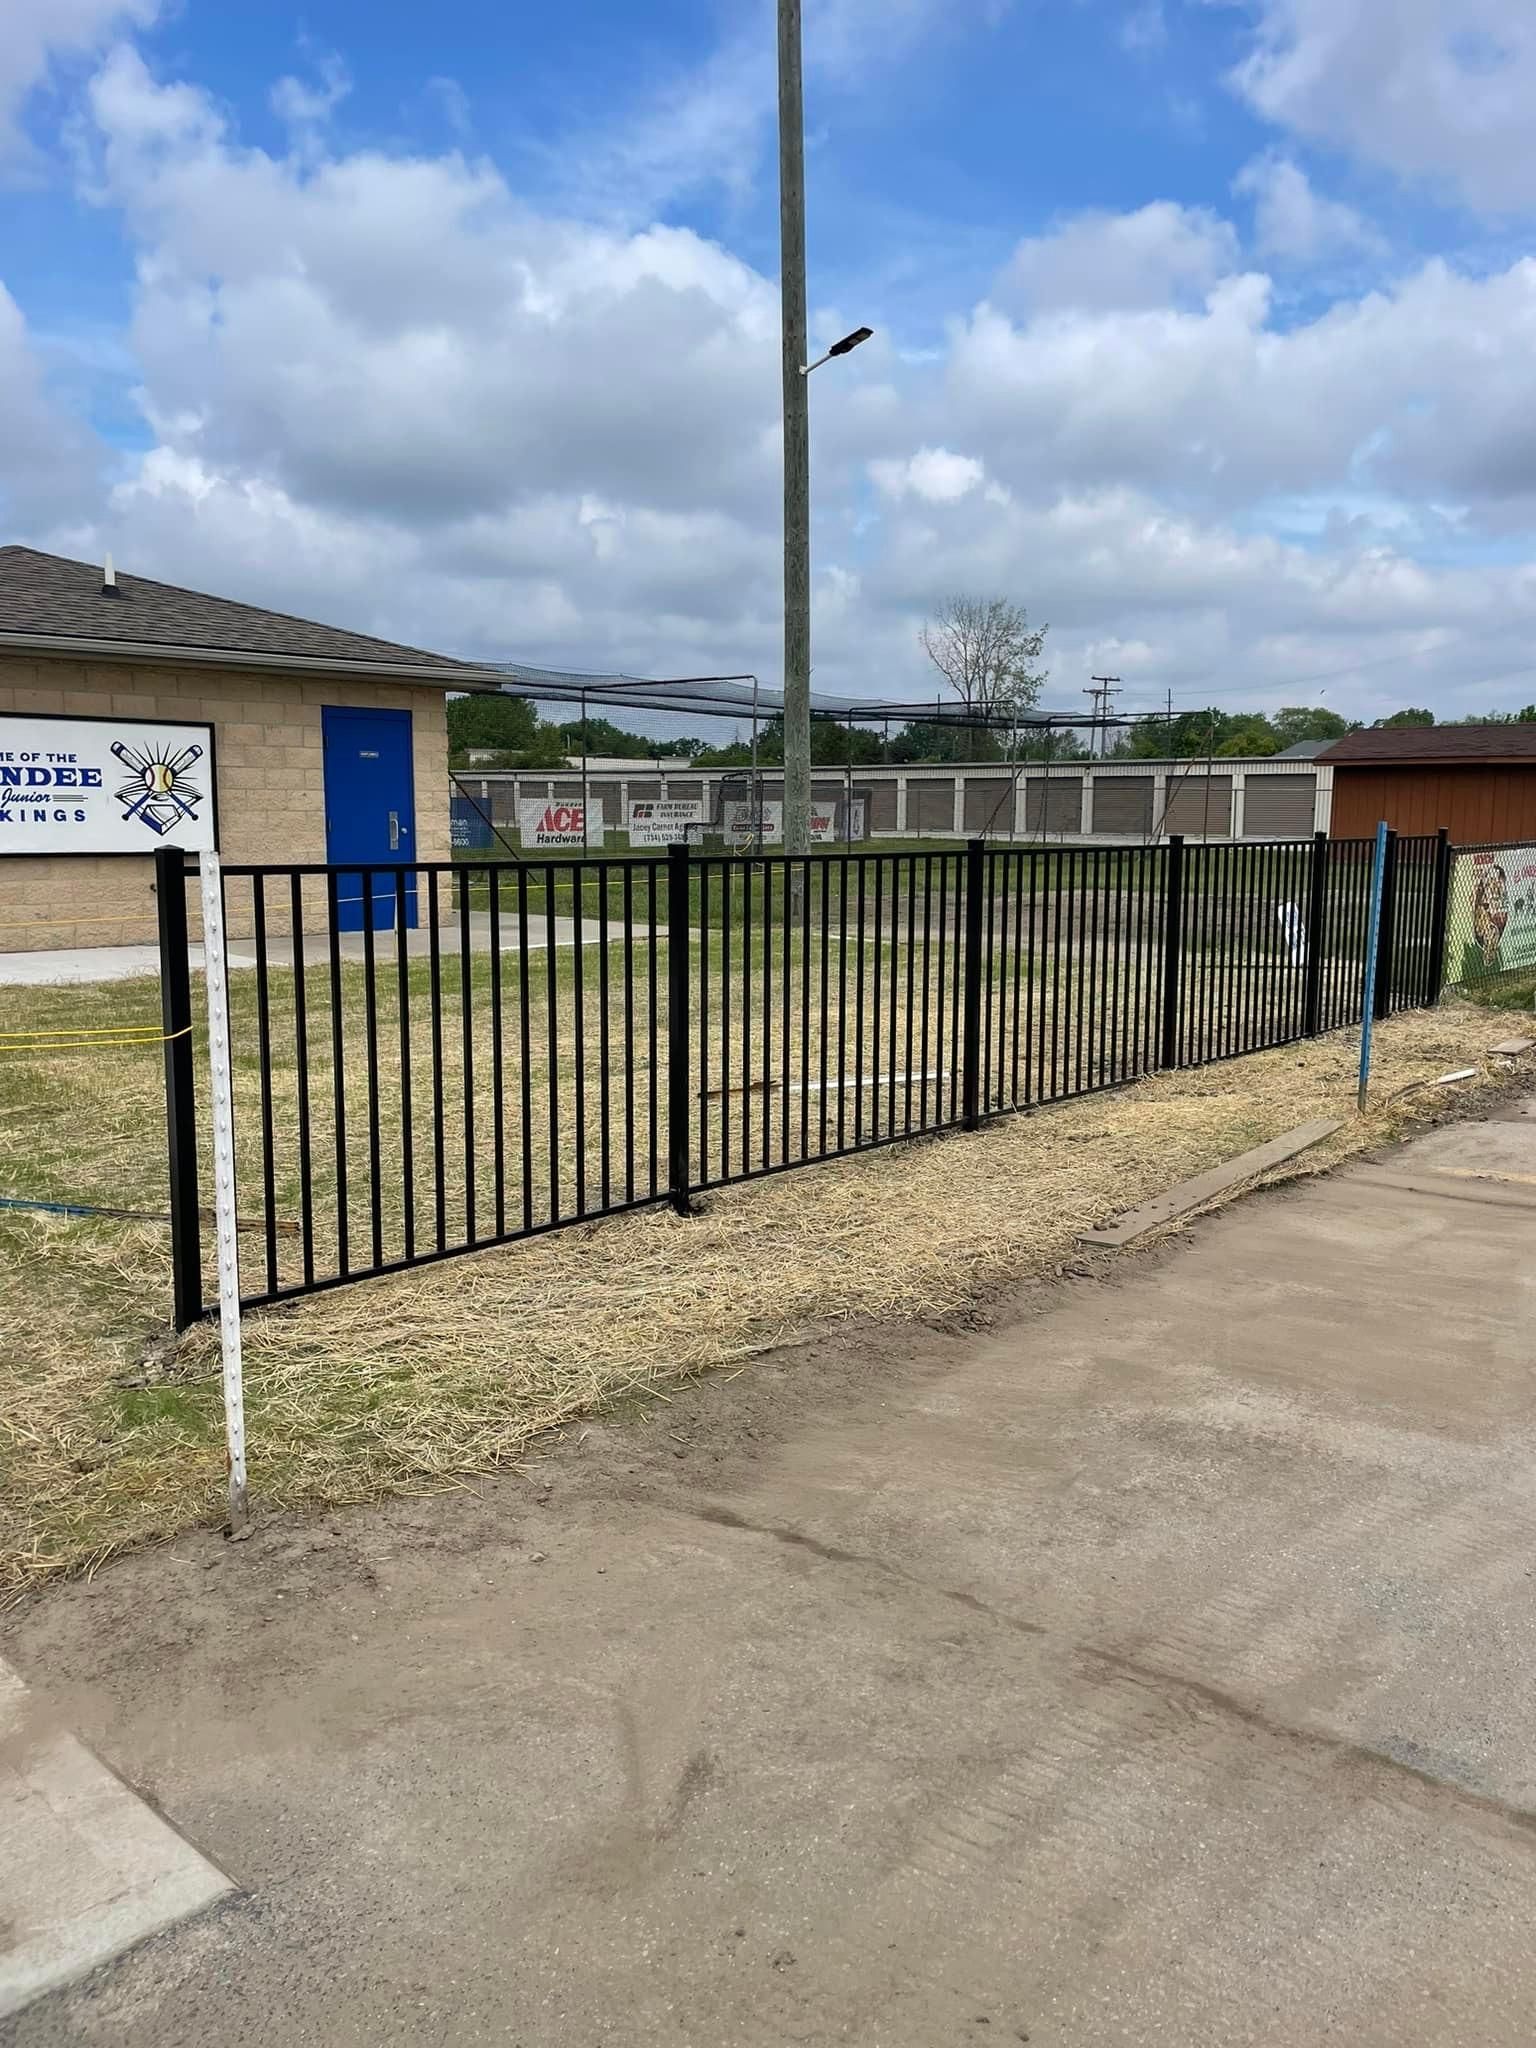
(166, 833), (1455, 1324)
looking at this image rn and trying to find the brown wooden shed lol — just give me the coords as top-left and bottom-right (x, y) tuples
(1320, 726), (1536, 843)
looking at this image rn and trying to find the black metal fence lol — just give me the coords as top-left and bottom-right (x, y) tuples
(158, 829), (1452, 1323)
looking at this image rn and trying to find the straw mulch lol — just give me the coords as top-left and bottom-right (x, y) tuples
(1, 1001), (1523, 1590)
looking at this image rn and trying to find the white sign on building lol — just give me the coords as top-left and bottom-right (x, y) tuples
(626, 798), (705, 848)
(517, 797), (604, 850)
(0, 714), (217, 857)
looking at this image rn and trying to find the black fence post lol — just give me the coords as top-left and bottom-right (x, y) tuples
(1425, 827), (1453, 1008)
(1159, 834), (1186, 1071)
(155, 846), (202, 1328)
(962, 836), (985, 1128)
(1372, 828), (1399, 1021)
(666, 841), (692, 1214)
(1303, 831), (1328, 1037)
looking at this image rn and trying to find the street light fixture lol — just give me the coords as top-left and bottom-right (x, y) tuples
(802, 326), (874, 376)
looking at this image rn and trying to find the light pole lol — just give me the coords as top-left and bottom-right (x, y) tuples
(778, 0), (871, 853)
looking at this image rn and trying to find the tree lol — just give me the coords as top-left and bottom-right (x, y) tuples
(702, 714), (884, 768)
(445, 693), (567, 767)
(1374, 707), (1435, 727)
(446, 692), (540, 756)
(1118, 708), (1236, 759)
(557, 715), (693, 758)
(1010, 728), (1087, 761)
(691, 741), (758, 767)
(1215, 717), (1281, 758)
(919, 597), (1049, 734)
(1270, 705), (1351, 748)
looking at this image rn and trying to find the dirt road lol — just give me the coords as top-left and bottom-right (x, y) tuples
(8, 1099), (1536, 2045)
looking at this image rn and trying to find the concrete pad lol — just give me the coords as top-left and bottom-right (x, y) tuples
(0, 1663), (231, 2021)
(0, 945), (204, 988)
(1387, 1111), (1536, 1180)
(0, 914), (639, 987)
(1077, 1116), (1342, 1245)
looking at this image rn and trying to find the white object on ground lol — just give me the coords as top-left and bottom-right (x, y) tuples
(0, 1661), (232, 2019)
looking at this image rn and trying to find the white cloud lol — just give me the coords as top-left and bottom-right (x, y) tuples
(870, 448), (987, 503)
(0, 283), (99, 523)
(1228, 0), (1536, 213)
(943, 249), (1536, 525)
(0, 0), (156, 160)
(1002, 202), (1240, 313)
(551, 0), (1011, 219)
(17, 38), (1536, 727)
(83, 48), (783, 530)
(270, 54), (352, 135)
(1120, 2), (1167, 56)
(1233, 153), (1383, 265)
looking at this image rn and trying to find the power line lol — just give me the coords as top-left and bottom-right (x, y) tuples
(1086, 675), (1121, 758)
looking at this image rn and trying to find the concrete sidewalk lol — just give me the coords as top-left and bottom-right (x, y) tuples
(8, 1099), (1536, 2043)
(0, 914), (631, 987)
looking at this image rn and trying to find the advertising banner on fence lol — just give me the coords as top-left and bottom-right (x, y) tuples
(450, 794), (494, 851)
(808, 800), (866, 843)
(517, 797), (602, 850)
(723, 799), (784, 847)
(626, 797), (704, 847)
(0, 712), (217, 856)
(1447, 845), (1536, 983)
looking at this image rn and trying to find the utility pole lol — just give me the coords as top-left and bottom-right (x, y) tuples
(778, 0), (811, 855)
(1089, 674), (1121, 759)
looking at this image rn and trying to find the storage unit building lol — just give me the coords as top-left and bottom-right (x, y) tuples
(1319, 726), (1536, 841)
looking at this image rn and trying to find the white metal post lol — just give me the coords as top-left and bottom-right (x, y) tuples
(199, 850), (249, 1533)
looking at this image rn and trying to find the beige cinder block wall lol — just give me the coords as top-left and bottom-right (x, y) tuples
(0, 655), (450, 952)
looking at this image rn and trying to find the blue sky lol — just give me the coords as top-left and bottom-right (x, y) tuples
(6, 0), (1536, 723)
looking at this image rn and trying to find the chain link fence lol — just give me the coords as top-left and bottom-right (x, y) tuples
(1442, 842), (1536, 991)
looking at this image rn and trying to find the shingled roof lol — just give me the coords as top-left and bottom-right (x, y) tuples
(0, 546), (487, 679)
(1318, 724), (1536, 766)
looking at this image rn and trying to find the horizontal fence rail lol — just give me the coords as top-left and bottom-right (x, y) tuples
(159, 831), (1455, 1322)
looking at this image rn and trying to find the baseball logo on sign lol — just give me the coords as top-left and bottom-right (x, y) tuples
(111, 738), (207, 838)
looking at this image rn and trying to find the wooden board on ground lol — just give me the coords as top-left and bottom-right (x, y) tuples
(1077, 1118), (1343, 1248)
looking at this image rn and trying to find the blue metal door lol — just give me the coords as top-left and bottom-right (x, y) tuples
(322, 706), (418, 931)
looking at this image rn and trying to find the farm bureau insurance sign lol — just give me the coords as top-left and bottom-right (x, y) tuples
(0, 714), (216, 856)
(627, 798), (704, 848)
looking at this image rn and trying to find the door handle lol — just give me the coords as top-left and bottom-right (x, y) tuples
(389, 811), (400, 851)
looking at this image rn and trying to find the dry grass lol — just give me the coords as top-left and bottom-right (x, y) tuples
(0, 986), (1521, 1592)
